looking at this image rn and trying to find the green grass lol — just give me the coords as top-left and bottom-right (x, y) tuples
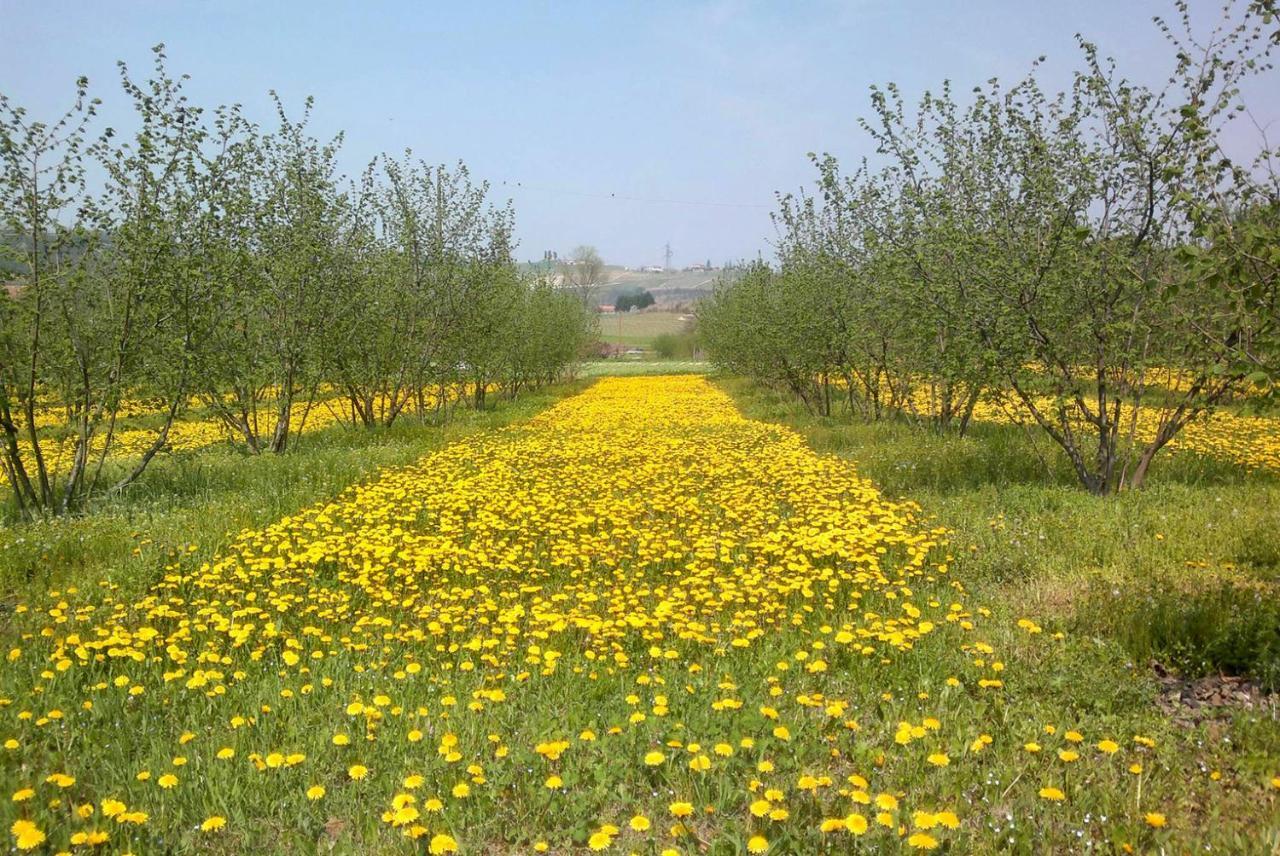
(2, 373), (1278, 853)
(596, 310), (693, 346)
(718, 376), (1280, 846)
(718, 377), (1280, 672)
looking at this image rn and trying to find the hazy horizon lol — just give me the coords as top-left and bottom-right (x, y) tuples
(5, 0), (1277, 268)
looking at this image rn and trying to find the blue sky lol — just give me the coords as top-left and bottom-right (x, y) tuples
(4, 1), (1277, 267)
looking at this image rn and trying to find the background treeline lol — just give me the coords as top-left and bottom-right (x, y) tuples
(701, 0), (1280, 494)
(0, 47), (593, 515)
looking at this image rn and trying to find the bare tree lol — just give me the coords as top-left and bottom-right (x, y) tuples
(560, 244), (605, 307)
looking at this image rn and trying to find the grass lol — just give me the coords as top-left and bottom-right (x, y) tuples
(596, 311), (692, 346)
(2, 373), (1278, 854)
(718, 377), (1280, 675)
(718, 375), (1280, 842)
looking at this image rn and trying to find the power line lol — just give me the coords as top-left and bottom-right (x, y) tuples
(495, 179), (773, 210)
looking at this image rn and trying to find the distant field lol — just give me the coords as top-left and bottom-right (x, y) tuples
(579, 359), (709, 376)
(597, 310), (693, 345)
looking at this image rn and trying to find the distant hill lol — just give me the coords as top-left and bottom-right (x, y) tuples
(515, 262), (740, 310)
(599, 267), (736, 309)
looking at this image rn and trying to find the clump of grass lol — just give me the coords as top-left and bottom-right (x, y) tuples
(1237, 520), (1280, 574)
(1079, 581), (1280, 691)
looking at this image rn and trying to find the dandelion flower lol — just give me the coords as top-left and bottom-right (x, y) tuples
(10, 820), (45, 851)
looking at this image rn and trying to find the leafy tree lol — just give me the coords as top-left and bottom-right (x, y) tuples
(702, 0), (1279, 492)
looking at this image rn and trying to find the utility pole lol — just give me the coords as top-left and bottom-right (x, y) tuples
(663, 242), (673, 271)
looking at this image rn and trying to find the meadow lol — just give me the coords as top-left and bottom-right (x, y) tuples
(596, 312), (694, 348)
(2, 3), (1278, 850)
(2, 374), (1277, 854)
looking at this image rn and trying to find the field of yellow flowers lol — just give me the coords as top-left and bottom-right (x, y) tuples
(0, 386), (473, 489)
(2, 376), (1277, 853)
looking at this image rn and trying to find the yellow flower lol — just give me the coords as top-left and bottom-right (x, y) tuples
(1097, 739), (1120, 755)
(11, 788), (34, 802)
(845, 813), (869, 835)
(927, 753), (950, 767)
(1039, 787), (1065, 801)
(875, 793), (899, 811)
(158, 774), (178, 789)
(201, 816), (227, 832)
(307, 785), (326, 800)
(908, 832), (939, 850)
(747, 835), (769, 853)
(670, 801), (694, 818)
(10, 819), (45, 851)
(587, 831), (613, 850)
(348, 764), (368, 780)
(644, 751), (665, 766)
(429, 833), (458, 854)
(629, 815), (650, 831)
(1145, 812), (1167, 828)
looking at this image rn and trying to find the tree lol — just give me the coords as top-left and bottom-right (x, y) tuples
(701, 0), (1279, 493)
(560, 244), (604, 307)
(0, 75), (100, 514)
(616, 289), (654, 312)
(1, 49), (592, 514)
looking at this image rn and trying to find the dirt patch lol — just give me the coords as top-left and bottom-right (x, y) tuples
(1153, 661), (1278, 726)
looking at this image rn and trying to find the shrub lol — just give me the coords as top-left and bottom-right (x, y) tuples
(1079, 581), (1280, 691)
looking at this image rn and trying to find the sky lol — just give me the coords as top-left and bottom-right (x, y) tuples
(3, 0), (1277, 268)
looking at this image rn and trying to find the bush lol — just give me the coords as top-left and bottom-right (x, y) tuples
(652, 331), (700, 360)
